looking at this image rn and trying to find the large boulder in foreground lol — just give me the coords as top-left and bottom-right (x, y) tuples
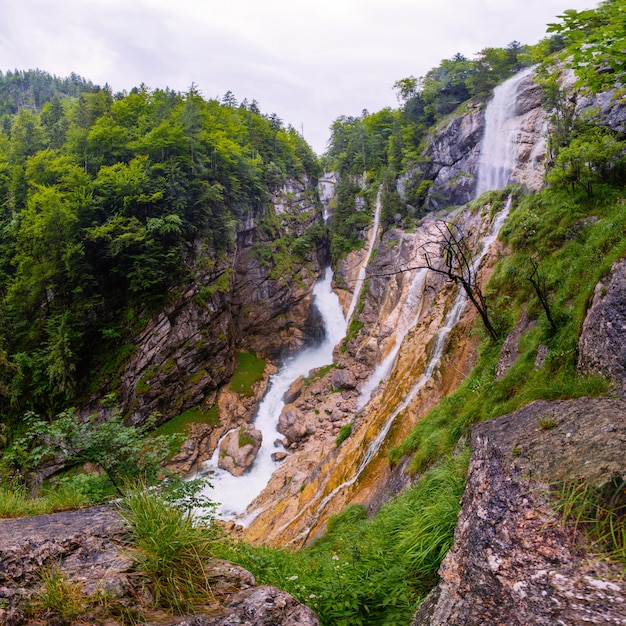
(578, 257), (626, 387)
(413, 395), (626, 626)
(0, 505), (319, 625)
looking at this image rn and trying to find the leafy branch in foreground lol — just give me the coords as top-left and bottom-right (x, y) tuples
(8, 408), (179, 495)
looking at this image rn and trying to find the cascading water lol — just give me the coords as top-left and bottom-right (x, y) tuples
(200, 269), (346, 524)
(284, 201), (512, 545)
(357, 267), (430, 409)
(475, 66), (534, 195)
(345, 189), (383, 323)
(281, 68), (531, 538)
(357, 68), (532, 412)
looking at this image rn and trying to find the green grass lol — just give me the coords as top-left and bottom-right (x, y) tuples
(120, 487), (222, 613)
(553, 477), (626, 567)
(229, 350), (267, 397)
(153, 404), (221, 438)
(0, 477), (108, 518)
(215, 451), (469, 626)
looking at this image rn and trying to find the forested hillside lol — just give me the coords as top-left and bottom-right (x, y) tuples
(0, 75), (318, 420)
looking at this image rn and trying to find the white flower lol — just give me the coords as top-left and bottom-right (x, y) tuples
(288, 575), (298, 581)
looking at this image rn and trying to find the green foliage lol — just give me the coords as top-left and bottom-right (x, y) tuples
(153, 404), (221, 438)
(238, 427), (256, 448)
(553, 476), (626, 566)
(6, 408), (178, 495)
(229, 350), (267, 397)
(335, 423), (353, 446)
(0, 77), (318, 420)
(217, 452), (469, 626)
(547, 0), (626, 92)
(120, 486), (221, 612)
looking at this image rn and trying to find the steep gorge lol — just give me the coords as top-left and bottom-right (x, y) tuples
(240, 68), (547, 545)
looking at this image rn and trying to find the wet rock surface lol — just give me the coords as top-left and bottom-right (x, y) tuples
(414, 395), (626, 625)
(578, 258), (626, 387)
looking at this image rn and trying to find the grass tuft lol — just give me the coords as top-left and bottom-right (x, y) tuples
(120, 487), (221, 613)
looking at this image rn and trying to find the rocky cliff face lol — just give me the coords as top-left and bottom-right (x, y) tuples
(411, 69), (548, 211)
(243, 205), (505, 545)
(85, 178), (323, 428)
(413, 395), (626, 626)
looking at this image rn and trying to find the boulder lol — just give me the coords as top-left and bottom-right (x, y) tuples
(218, 425), (263, 477)
(578, 258), (626, 387)
(283, 375), (306, 404)
(0, 506), (320, 625)
(177, 585), (320, 625)
(278, 404), (308, 443)
(330, 368), (357, 390)
(166, 422), (213, 475)
(414, 395), (626, 625)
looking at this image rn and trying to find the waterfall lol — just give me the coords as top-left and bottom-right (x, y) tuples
(199, 269), (346, 524)
(357, 267), (429, 409)
(284, 69), (531, 539)
(345, 189), (383, 323)
(285, 201), (512, 545)
(475, 66), (534, 195)
(358, 68), (531, 409)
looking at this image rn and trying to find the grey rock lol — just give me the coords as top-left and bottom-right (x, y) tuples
(218, 425), (263, 477)
(578, 258), (626, 386)
(177, 585), (319, 626)
(330, 368), (357, 390)
(495, 310), (536, 379)
(414, 395), (626, 625)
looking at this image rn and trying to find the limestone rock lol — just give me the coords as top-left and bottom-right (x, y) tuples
(578, 258), (626, 387)
(0, 506), (131, 598)
(330, 368), (357, 390)
(0, 507), (319, 626)
(283, 375), (305, 404)
(218, 425), (263, 477)
(278, 403), (308, 443)
(414, 395), (626, 625)
(495, 310), (535, 379)
(166, 422), (213, 475)
(177, 585), (320, 625)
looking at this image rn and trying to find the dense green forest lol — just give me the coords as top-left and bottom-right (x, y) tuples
(1, 0), (626, 624)
(0, 71), (318, 419)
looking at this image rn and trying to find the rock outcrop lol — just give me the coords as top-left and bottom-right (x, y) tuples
(0, 506), (319, 626)
(413, 396), (626, 626)
(84, 177), (323, 428)
(578, 257), (626, 387)
(218, 424), (263, 477)
(409, 68), (547, 212)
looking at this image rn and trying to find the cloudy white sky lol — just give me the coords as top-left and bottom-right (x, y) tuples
(2, 0), (595, 153)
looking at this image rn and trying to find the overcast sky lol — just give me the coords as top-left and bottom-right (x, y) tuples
(2, 0), (595, 154)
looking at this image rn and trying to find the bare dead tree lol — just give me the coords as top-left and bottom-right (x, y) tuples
(367, 220), (500, 341)
(421, 221), (500, 341)
(526, 256), (558, 335)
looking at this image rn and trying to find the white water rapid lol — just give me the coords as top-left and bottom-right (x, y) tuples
(200, 269), (346, 524)
(286, 200), (512, 546)
(345, 189), (383, 323)
(281, 68), (530, 539)
(475, 66), (534, 195)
